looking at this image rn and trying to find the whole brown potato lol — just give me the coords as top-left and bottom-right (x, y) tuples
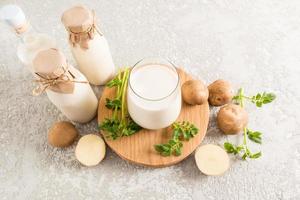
(217, 104), (248, 135)
(208, 79), (233, 106)
(182, 80), (209, 105)
(48, 121), (78, 147)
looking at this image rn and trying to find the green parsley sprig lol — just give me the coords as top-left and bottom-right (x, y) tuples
(224, 88), (276, 160)
(99, 68), (141, 140)
(233, 88), (276, 108)
(154, 121), (198, 156)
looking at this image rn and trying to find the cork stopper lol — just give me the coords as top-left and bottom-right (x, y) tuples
(61, 5), (94, 33)
(61, 5), (101, 49)
(33, 48), (67, 77)
(32, 48), (75, 94)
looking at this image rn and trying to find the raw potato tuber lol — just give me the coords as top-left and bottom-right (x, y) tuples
(208, 79), (233, 106)
(217, 104), (248, 134)
(48, 121), (78, 148)
(75, 134), (106, 166)
(181, 80), (208, 105)
(195, 144), (230, 176)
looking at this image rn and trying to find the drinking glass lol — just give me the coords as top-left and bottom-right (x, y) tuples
(127, 57), (181, 129)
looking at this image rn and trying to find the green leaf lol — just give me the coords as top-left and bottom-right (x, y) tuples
(172, 121), (199, 141)
(162, 151), (171, 156)
(250, 152), (261, 159)
(247, 130), (262, 144)
(255, 93), (261, 100)
(155, 121), (198, 157)
(263, 93), (276, 104)
(242, 153), (248, 160)
(256, 101), (263, 107)
(99, 68), (141, 141)
(224, 142), (236, 154)
(105, 98), (121, 110)
(173, 129), (180, 140)
(250, 92), (276, 107)
(175, 147), (182, 156)
(106, 77), (122, 88)
(154, 144), (165, 153)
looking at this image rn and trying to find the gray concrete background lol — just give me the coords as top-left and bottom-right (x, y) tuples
(0, 0), (299, 199)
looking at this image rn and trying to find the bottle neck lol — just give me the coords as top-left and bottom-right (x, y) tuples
(16, 23), (37, 43)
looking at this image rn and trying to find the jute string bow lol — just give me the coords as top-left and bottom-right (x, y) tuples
(32, 65), (87, 96)
(67, 10), (103, 49)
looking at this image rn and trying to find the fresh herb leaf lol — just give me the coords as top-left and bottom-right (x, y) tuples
(251, 92), (276, 107)
(224, 128), (263, 160)
(105, 98), (121, 110)
(154, 121), (198, 157)
(233, 88), (245, 106)
(247, 129), (262, 144)
(224, 142), (243, 155)
(155, 139), (183, 156)
(226, 88), (274, 160)
(233, 88), (276, 108)
(172, 121), (199, 140)
(99, 68), (141, 140)
(99, 118), (121, 140)
(250, 151), (262, 159)
(106, 76), (122, 88)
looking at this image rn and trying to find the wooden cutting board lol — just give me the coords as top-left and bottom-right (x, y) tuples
(98, 68), (209, 167)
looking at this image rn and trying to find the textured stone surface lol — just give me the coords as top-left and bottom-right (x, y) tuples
(0, 0), (299, 199)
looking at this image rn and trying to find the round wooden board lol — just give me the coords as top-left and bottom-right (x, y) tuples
(98, 68), (209, 167)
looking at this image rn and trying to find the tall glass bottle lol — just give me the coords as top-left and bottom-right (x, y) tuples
(1, 5), (98, 123)
(1, 4), (56, 72)
(61, 5), (115, 85)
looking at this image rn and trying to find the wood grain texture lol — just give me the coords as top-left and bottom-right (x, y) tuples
(98, 68), (209, 167)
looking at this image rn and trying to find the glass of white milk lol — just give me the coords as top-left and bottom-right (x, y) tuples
(127, 58), (181, 130)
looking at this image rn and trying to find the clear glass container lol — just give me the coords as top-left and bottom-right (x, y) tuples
(127, 57), (181, 129)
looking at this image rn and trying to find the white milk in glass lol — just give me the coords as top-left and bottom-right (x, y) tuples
(127, 59), (181, 129)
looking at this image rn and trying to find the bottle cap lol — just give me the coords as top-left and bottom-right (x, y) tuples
(61, 5), (94, 33)
(0, 4), (28, 33)
(61, 5), (101, 49)
(32, 48), (76, 94)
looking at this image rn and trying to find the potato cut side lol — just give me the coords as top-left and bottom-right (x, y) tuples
(75, 134), (106, 167)
(195, 144), (230, 176)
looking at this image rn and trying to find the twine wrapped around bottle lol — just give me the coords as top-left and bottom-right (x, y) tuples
(32, 48), (88, 95)
(33, 65), (87, 96)
(62, 5), (103, 50)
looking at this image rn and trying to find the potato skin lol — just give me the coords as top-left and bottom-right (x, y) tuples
(48, 121), (78, 147)
(181, 80), (209, 105)
(208, 79), (233, 106)
(217, 104), (248, 135)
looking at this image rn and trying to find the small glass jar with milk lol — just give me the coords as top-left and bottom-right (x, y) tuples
(61, 5), (115, 86)
(127, 58), (182, 129)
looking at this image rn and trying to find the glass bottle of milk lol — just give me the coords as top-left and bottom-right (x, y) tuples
(0, 4), (56, 72)
(32, 48), (98, 123)
(61, 5), (115, 86)
(1, 5), (98, 123)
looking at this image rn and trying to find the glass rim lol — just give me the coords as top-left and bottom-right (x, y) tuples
(128, 57), (180, 101)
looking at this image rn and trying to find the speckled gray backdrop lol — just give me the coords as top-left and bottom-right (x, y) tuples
(0, 0), (299, 199)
